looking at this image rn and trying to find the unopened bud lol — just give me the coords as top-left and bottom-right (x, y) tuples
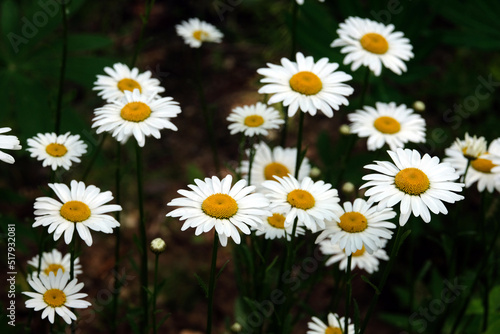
(150, 238), (166, 254)
(339, 124), (351, 135)
(309, 166), (321, 178)
(342, 182), (356, 194)
(412, 100), (425, 112)
(230, 322), (242, 332)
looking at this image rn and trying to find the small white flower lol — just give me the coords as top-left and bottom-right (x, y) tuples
(262, 175), (341, 233)
(23, 269), (91, 324)
(33, 180), (122, 246)
(254, 210), (305, 240)
(27, 249), (82, 279)
(176, 18), (223, 48)
(167, 175), (271, 247)
(92, 89), (181, 147)
(307, 312), (355, 334)
(0, 127), (22, 164)
(93, 62), (165, 102)
(227, 102), (284, 137)
(361, 148), (465, 225)
(27, 132), (87, 171)
(331, 16), (414, 76)
(348, 102), (426, 151)
(257, 52), (354, 118)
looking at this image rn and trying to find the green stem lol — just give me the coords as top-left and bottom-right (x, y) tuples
(247, 137), (257, 185)
(111, 142), (122, 334)
(359, 224), (408, 334)
(130, 0), (156, 67)
(195, 48), (220, 174)
(135, 143), (149, 330)
(359, 67), (370, 108)
(70, 234), (76, 334)
(81, 133), (107, 182)
(206, 233), (220, 334)
(237, 134), (246, 180)
(280, 109), (289, 147)
(290, 0), (298, 58)
(345, 255), (352, 333)
(152, 253), (159, 334)
(54, 1), (68, 135)
(293, 111), (305, 178)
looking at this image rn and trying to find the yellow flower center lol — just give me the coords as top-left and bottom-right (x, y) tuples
(244, 115), (265, 128)
(45, 143), (68, 157)
(471, 157), (496, 173)
(338, 212), (368, 233)
(289, 71), (323, 96)
(267, 213), (286, 229)
(264, 162), (290, 181)
(60, 200), (91, 223)
(352, 246), (366, 257)
(287, 189), (315, 210)
(394, 167), (430, 195)
(120, 102), (152, 122)
(117, 78), (142, 93)
(360, 33), (389, 54)
(44, 264), (65, 276)
(202, 194), (238, 219)
(43, 289), (67, 308)
(325, 327), (343, 334)
(373, 116), (401, 134)
(193, 30), (209, 41)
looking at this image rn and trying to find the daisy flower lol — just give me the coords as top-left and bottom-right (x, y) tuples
(23, 269), (91, 324)
(27, 249), (82, 278)
(175, 18), (223, 48)
(257, 52), (354, 118)
(227, 102), (284, 137)
(307, 312), (355, 334)
(240, 142), (311, 190)
(296, 0), (324, 4)
(319, 239), (389, 274)
(254, 210), (305, 240)
(0, 127), (21, 164)
(361, 148), (465, 225)
(93, 62), (165, 102)
(348, 102), (426, 151)
(92, 89), (181, 147)
(26, 132), (87, 171)
(331, 16), (414, 76)
(262, 175), (341, 233)
(33, 180), (122, 246)
(316, 198), (396, 255)
(444, 135), (500, 193)
(166, 175), (271, 247)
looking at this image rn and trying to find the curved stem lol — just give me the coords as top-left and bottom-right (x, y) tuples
(136, 143), (149, 330)
(206, 233), (220, 334)
(54, 1), (68, 134)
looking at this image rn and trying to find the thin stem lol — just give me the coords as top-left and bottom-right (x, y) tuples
(294, 111), (305, 178)
(345, 255), (352, 333)
(136, 143), (149, 330)
(152, 253), (160, 334)
(280, 109), (289, 147)
(111, 142), (122, 334)
(206, 233), (220, 334)
(195, 48), (220, 174)
(359, 224), (408, 334)
(290, 0), (298, 58)
(70, 234), (76, 334)
(54, 1), (68, 134)
(130, 0), (156, 68)
(247, 137), (257, 185)
(237, 134), (246, 180)
(359, 67), (370, 108)
(81, 133), (107, 182)
(461, 159), (471, 183)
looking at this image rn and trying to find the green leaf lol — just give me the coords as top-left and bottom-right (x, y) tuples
(484, 318), (500, 334)
(194, 273), (208, 297)
(361, 275), (381, 295)
(216, 259), (230, 280)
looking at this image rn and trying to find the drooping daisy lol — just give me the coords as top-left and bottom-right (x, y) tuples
(227, 102), (284, 137)
(93, 62), (165, 102)
(331, 16), (414, 76)
(23, 269), (91, 324)
(307, 312), (355, 334)
(319, 239), (389, 274)
(27, 249), (82, 278)
(175, 18), (223, 48)
(26, 132), (88, 171)
(361, 148), (465, 225)
(257, 52), (354, 118)
(166, 175), (271, 247)
(316, 198), (396, 255)
(348, 102), (426, 151)
(254, 210), (305, 240)
(444, 135), (500, 193)
(262, 175), (341, 233)
(33, 180), (122, 246)
(0, 127), (21, 164)
(92, 89), (181, 147)
(240, 142), (311, 190)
